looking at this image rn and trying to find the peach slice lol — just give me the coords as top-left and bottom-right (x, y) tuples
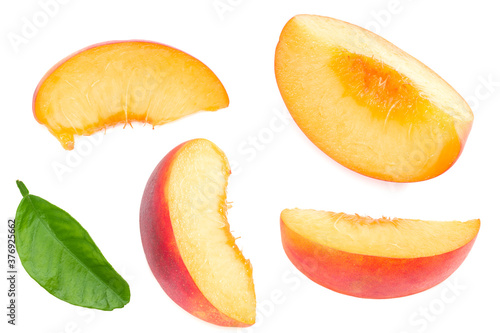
(33, 41), (229, 150)
(280, 209), (480, 299)
(140, 139), (255, 327)
(275, 15), (473, 182)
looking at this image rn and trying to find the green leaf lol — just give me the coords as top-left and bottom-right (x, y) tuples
(14, 181), (130, 311)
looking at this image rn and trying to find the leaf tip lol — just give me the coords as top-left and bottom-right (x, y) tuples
(16, 180), (29, 197)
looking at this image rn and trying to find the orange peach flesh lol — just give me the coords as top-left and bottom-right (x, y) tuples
(275, 15), (473, 182)
(282, 209), (479, 258)
(167, 139), (255, 325)
(281, 209), (479, 298)
(33, 41), (229, 150)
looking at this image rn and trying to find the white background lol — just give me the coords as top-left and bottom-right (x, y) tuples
(1, 0), (499, 332)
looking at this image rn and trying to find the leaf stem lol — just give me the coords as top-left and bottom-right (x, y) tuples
(16, 180), (29, 197)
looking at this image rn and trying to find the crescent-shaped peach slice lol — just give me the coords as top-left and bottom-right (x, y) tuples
(140, 139), (255, 327)
(33, 41), (229, 150)
(280, 208), (480, 299)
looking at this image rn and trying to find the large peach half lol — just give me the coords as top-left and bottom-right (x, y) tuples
(275, 15), (473, 182)
(33, 41), (229, 150)
(280, 209), (479, 299)
(140, 139), (255, 327)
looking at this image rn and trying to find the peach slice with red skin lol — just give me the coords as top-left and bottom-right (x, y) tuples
(280, 209), (479, 299)
(140, 139), (255, 327)
(275, 15), (473, 182)
(33, 41), (229, 150)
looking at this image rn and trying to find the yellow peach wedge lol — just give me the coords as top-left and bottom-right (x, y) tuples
(281, 208), (479, 298)
(33, 41), (229, 150)
(140, 139), (256, 327)
(275, 15), (473, 182)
